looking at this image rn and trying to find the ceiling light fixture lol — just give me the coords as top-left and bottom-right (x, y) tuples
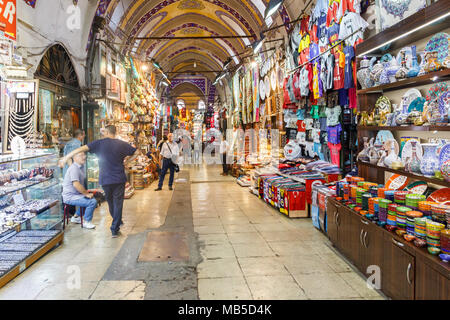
(264, 0), (284, 20)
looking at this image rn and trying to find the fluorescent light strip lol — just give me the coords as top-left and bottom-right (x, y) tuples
(357, 12), (450, 57)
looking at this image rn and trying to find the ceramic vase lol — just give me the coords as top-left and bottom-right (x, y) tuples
(357, 57), (372, 89)
(384, 140), (400, 167)
(409, 140), (422, 174)
(408, 45), (420, 78)
(420, 143), (439, 177)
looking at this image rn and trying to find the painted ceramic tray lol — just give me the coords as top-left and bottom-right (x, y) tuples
(385, 174), (409, 190)
(439, 143), (450, 168)
(259, 79), (266, 101)
(264, 75), (271, 99)
(271, 69), (277, 91)
(375, 130), (394, 148)
(427, 187), (450, 205)
(426, 82), (448, 102)
(401, 138), (423, 164)
(384, 139), (400, 155)
(424, 32), (449, 64)
(404, 181), (428, 195)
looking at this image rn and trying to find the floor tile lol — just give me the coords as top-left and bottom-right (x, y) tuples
(232, 243), (275, 258)
(197, 258), (243, 279)
(194, 225), (226, 234)
(246, 276), (307, 300)
(200, 244), (236, 259)
(224, 224), (257, 233)
(198, 277), (252, 300)
(279, 254), (335, 274)
(238, 257), (289, 276)
(90, 281), (146, 300)
(227, 232), (266, 244)
(293, 273), (361, 299)
(268, 241), (316, 257)
(338, 272), (384, 299)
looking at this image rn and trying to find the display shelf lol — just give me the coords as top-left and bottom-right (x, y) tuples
(357, 69), (450, 94)
(0, 152), (53, 165)
(355, 0), (450, 56)
(358, 161), (450, 187)
(0, 231), (64, 289)
(357, 125), (450, 131)
(0, 177), (53, 198)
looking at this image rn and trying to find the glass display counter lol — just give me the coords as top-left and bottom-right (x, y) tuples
(87, 154), (101, 190)
(0, 149), (64, 288)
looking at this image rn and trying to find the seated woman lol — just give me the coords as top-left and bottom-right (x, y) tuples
(62, 152), (97, 229)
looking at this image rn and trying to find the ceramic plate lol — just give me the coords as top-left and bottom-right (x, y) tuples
(271, 70), (277, 91)
(439, 143), (450, 168)
(427, 83), (448, 102)
(401, 138), (423, 164)
(375, 130), (394, 148)
(408, 97), (426, 113)
(384, 139), (400, 156)
(375, 96), (391, 114)
(404, 181), (428, 194)
(264, 75), (271, 99)
(385, 174), (409, 190)
(259, 80), (266, 101)
(401, 88), (421, 111)
(438, 91), (449, 117)
(424, 32), (449, 64)
(427, 187), (450, 205)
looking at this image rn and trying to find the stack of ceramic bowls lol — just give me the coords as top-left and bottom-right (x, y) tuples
(335, 181), (342, 197)
(363, 182), (378, 191)
(362, 193), (371, 210)
(384, 190), (395, 202)
(387, 203), (398, 226)
(414, 217), (427, 239)
(426, 220), (445, 254)
(446, 207), (450, 227)
(441, 229), (450, 255)
(394, 191), (409, 205)
(418, 201), (435, 216)
(431, 204), (449, 226)
(369, 197), (380, 216)
(357, 181), (365, 188)
(378, 187), (386, 198)
(406, 211), (423, 235)
(356, 188), (365, 206)
(405, 194), (426, 210)
(350, 185), (358, 204)
(369, 186), (378, 197)
(342, 184), (349, 201)
(351, 177), (364, 184)
(379, 199), (392, 223)
(396, 207), (412, 231)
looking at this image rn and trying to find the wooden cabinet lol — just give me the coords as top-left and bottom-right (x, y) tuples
(358, 219), (384, 277)
(415, 254), (450, 300)
(326, 198), (450, 300)
(382, 233), (415, 300)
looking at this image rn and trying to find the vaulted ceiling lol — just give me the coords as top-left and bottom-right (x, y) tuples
(94, 0), (303, 108)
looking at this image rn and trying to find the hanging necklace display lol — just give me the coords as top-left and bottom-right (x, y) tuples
(7, 92), (36, 150)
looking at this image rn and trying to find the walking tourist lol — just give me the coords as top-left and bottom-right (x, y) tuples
(220, 138), (229, 176)
(155, 133), (179, 191)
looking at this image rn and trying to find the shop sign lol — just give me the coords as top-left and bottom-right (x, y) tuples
(7, 80), (34, 93)
(0, 0), (16, 41)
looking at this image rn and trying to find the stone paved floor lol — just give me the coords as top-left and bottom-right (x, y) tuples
(0, 163), (385, 300)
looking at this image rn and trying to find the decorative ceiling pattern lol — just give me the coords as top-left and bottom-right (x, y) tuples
(92, 0), (295, 107)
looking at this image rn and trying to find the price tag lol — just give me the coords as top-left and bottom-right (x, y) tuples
(13, 193), (24, 205)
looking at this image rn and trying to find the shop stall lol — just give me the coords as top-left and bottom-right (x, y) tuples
(326, 1), (450, 300)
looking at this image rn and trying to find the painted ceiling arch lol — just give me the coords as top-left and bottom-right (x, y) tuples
(160, 51), (223, 74)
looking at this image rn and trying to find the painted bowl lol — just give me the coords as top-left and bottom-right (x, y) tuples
(428, 247), (441, 255)
(404, 234), (416, 242)
(414, 238), (427, 248)
(439, 253), (450, 262)
(396, 229), (407, 237)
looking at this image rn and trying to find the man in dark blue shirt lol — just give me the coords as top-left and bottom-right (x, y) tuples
(59, 125), (137, 237)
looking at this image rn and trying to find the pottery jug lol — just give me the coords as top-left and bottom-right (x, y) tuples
(407, 45), (420, 78)
(420, 143), (439, 177)
(384, 140), (400, 167)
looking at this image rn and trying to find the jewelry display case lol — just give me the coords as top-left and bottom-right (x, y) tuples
(0, 149), (64, 288)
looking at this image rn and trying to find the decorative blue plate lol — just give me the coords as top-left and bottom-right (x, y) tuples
(439, 90), (449, 118)
(375, 130), (394, 148)
(425, 32), (449, 64)
(439, 143), (450, 168)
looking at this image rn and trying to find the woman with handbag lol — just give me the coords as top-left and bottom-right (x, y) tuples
(155, 133), (180, 191)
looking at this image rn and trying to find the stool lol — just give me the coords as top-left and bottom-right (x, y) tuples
(63, 204), (85, 229)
